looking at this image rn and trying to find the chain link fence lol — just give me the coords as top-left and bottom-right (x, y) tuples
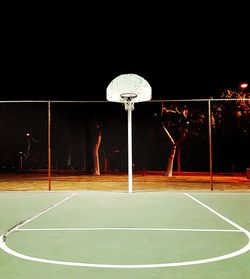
(0, 100), (249, 191)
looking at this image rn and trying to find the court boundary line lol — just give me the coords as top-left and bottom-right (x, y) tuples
(184, 193), (249, 233)
(1, 192), (77, 240)
(0, 192), (250, 269)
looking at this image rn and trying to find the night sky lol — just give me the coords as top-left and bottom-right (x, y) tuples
(2, 10), (249, 102)
(4, 48), (248, 102)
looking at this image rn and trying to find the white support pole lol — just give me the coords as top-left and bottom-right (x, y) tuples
(127, 108), (133, 193)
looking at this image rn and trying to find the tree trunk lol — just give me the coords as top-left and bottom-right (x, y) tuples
(93, 133), (101, 175)
(177, 146), (181, 172)
(165, 145), (176, 177)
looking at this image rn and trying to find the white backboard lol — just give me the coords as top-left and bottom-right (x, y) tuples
(106, 73), (152, 103)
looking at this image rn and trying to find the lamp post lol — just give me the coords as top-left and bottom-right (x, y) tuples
(19, 152), (23, 170)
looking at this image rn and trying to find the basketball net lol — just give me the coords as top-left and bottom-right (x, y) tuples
(120, 93), (137, 111)
(123, 99), (135, 111)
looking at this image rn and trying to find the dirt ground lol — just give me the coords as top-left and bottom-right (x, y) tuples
(0, 171), (249, 192)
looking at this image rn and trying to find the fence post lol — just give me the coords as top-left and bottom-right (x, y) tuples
(208, 99), (213, 191)
(48, 101), (51, 191)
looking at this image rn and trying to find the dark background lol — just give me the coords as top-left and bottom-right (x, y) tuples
(2, 4), (249, 101)
(1, 4), (249, 174)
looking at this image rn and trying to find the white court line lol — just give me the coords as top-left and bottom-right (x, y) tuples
(2, 193), (77, 239)
(16, 227), (241, 232)
(184, 193), (249, 233)
(0, 192), (250, 269)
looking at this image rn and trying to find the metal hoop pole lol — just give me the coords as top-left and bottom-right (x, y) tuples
(127, 106), (133, 193)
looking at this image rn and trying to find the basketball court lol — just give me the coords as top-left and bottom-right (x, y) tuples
(0, 191), (250, 278)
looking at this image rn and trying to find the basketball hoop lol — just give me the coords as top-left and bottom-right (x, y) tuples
(106, 73), (152, 193)
(120, 93), (137, 111)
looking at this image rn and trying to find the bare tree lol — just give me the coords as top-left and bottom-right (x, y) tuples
(161, 104), (189, 176)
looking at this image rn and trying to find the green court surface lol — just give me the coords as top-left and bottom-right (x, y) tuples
(0, 191), (250, 278)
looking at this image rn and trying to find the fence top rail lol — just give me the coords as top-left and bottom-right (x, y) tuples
(151, 98), (250, 102)
(0, 100), (108, 103)
(0, 98), (249, 104)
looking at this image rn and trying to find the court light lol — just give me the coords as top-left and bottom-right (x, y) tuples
(240, 83), (248, 89)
